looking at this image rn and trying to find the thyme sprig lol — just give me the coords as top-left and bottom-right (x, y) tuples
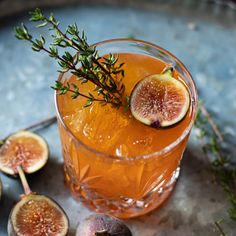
(195, 102), (236, 234)
(15, 8), (125, 107)
(213, 220), (228, 236)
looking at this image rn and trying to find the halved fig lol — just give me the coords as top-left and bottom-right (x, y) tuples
(76, 214), (132, 236)
(130, 69), (190, 127)
(8, 193), (69, 236)
(0, 131), (48, 175)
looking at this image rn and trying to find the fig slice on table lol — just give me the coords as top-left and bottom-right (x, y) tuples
(0, 131), (48, 175)
(76, 214), (132, 236)
(8, 166), (69, 236)
(8, 193), (69, 236)
(130, 68), (190, 128)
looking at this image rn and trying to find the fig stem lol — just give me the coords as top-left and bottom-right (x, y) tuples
(162, 67), (174, 76)
(22, 115), (57, 132)
(199, 103), (224, 142)
(0, 140), (4, 147)
(17, 166), (32, 195)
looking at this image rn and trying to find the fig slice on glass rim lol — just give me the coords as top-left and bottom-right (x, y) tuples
(130, 68), (190, 128)
(0, 130), (48, 176)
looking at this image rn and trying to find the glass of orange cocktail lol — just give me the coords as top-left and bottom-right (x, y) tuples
(55, 39), (198, 218)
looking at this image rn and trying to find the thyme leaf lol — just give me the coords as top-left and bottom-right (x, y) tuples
(15, 8), (125, 108)
(195, 101), (236, 234)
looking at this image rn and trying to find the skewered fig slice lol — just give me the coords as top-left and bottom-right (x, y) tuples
(8, 193), (69, 236)
(0, 131), (48, 175)
(130, 68), (190, 128)
(76, 214), (132, 236)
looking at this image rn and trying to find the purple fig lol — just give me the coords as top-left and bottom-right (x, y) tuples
(76, 214), (132, 236)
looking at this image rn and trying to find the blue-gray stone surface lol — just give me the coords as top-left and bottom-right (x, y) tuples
(0, 2), (236, 235)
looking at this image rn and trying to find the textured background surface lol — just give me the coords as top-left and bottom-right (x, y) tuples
(0, 1), (236, 235)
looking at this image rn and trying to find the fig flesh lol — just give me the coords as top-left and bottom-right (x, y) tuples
(130, 69), (190, 127)
(8, 193), (69, 236)
(0, 131), (48, 175)
(76, 214), (132, 236)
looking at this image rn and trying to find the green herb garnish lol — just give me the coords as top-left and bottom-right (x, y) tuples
(213, 220), (228, 236)
(15, 8), (125, 107)
(195, 101), (236, 235)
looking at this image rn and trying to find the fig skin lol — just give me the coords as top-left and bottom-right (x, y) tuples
(0, 131), (49, 176)
(76, 214), (132, 236)
(8, 193), (69, 236)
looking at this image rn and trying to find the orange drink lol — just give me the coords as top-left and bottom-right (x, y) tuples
(55, 39), (198, 218)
